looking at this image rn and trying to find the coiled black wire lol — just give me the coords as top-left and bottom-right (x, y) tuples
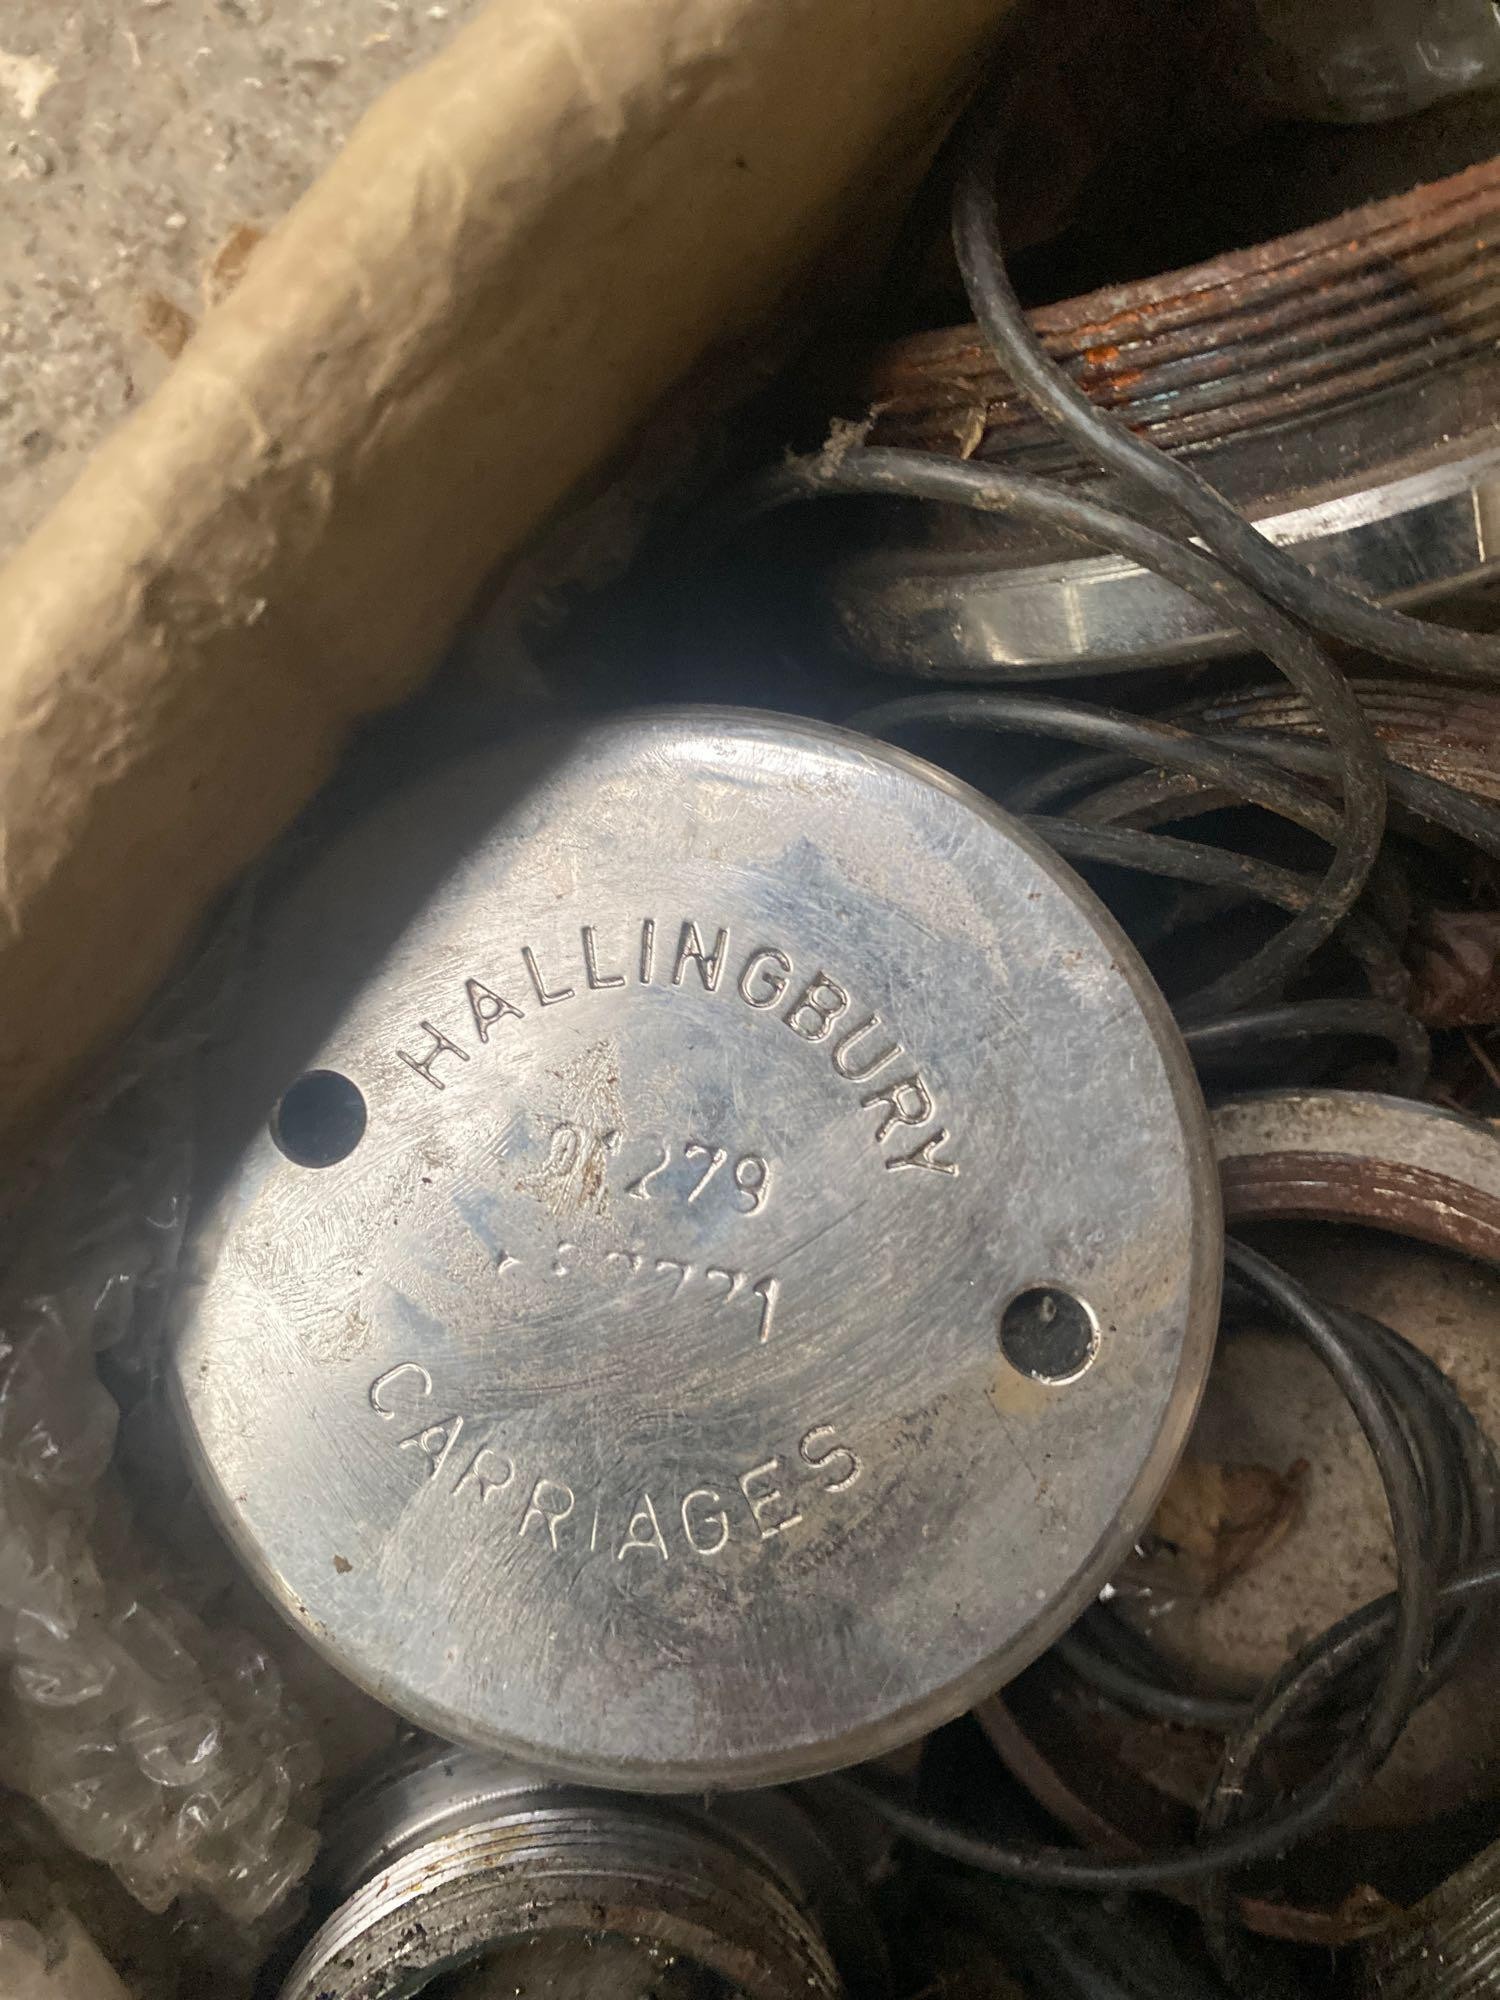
(740, 75), (1500, 1067)
(1060, 1286), (1497, 1733)
(826, 1245), (1500, 1894)
(851, 691), (1343, 843)
(1182, 1001), (1430, 1096)
(764, 74), (1500, 1949)
(848, 689), (1419, 1065)
(1001, 726), (1500, 860)
(759, 448), (1386, 1022)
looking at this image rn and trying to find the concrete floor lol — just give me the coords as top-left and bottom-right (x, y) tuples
(0, 0), (487, 567)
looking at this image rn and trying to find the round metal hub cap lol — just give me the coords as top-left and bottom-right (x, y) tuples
(170, 709), (1219, 1788)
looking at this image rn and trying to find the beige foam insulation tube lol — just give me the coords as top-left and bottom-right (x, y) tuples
(0, 0), (1017, 1145)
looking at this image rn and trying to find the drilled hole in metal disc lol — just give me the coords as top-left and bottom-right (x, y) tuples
(1000, 1286), (1099, 1384)
(271, 1070), (367, 1168)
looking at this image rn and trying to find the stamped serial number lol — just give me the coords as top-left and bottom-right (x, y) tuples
(495, 1234), (781, 1343)
(541, 1121), (772, 1216)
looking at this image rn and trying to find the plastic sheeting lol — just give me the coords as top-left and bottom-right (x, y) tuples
(0, 985), (321, 1930)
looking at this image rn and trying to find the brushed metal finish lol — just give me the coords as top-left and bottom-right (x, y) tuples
(170, 709), (1219, 1788)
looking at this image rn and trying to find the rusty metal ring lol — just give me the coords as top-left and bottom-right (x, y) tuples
(866, 162), (1500, 470)
(825, 158), (1500, 674)
(1212, 1088), (1500, 1266)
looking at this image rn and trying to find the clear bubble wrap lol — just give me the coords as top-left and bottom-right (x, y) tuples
(1236, 0), (1500, 121)
(0, 1001), (322, 1932)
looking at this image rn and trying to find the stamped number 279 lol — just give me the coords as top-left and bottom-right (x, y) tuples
(623, 1136), (772, 1213)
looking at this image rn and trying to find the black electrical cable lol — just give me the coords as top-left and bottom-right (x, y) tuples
(756, 448), (1385, 1018)
(1025, 817), (1411, 1008)
(823, 1245), (1460, 1889)
(1054, 1616), (1254, 1734)
(1182, 1001), (1430, 1095)
(1193, 1344), (1495, 1991)
(1069, 766), (1272, 833)
(1061, 1293), (1493, 1740)
(1064, 1312), (1488, 1720)
(1020, 742), (1415, 965)
(1223, 731), (1500, 861)
(743, 82), (1500, 1957)
(951, 103), (1500, 688)
(1026, 818), (1316, 911)
(1058, 782), (1433, 1004)
(1007, 747), (1172, 818)
(847, 687), (1414, 1020)
(1007, 730), (1500, 861)
(969, 745), (1438, 1024)
(744, 68), (1497, 1925)
(833, 1568), (1500, 1894)
(851, 698), (1457, 1032)
(1334, 1308), (1500, 1695)
(849, 691), (1341, 843)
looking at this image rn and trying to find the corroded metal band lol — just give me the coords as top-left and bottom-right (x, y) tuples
(828, 156), (1500, 675)
(866, 159), (1500, 468)
(1180, 677), (1500, 806)
(1360, 1837), (1500, 1998)
(1212, 1089), (1500, 1266)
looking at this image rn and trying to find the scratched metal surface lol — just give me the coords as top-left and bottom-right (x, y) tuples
(168, 708), (1219, 1789)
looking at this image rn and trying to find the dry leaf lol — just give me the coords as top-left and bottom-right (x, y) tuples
(1407, 908), (1500, 1028)
(1145, 1455), (1306, 1597)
